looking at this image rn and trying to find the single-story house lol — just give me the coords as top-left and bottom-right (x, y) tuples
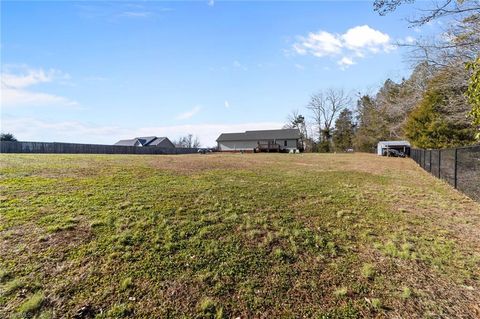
(114, 136), (175, 148)
(216, 128), (301, 152)
(377, 140), (410, 156)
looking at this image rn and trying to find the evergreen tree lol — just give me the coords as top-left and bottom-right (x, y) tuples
(405, 71), (476, 148)
(0, 133), (17, 142)
(353, 95), (389, 152)
(466, 57), (480, 139)
(333, 109), (355, 151)
(284, 111), (309, 151)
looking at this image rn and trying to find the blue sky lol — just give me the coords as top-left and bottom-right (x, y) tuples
(1, 1), (439, 146)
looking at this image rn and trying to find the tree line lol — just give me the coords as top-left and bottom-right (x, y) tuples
(286, 0), (480, 152)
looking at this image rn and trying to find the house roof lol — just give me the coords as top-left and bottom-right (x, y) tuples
(217, 129), (301, 142)
(114, 136), (173, 147)
(114, 139), (140, 146)
(136, 136), (157, 146)
(147, 137), (171, 146)
(378, 140), (411, 146)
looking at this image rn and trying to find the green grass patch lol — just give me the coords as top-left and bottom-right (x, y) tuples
(17, 291), (44, 315)
(0, 269), (10, 283)
(370, 298), (382, 310)
(333, 287), (348, 298)
(401, 287), (412, 299)
(2, 278), (24, 296)
(0, 153), (478, 317)
(361, 263), (375, 280)
(120, 277), (133, 291)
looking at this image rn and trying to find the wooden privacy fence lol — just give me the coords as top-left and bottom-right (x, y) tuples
(411, 145), (480, 202)
(0, 141), (198, 155)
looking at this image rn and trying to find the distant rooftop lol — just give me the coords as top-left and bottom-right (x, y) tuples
(217, 129), (301, 142)
(378, 140), (411, 146)
(115, 139), (141, 147)
(114, 136), (171, 147)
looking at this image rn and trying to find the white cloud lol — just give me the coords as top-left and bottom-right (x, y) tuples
(341, 25), (392, 52)
(2, 66), (69, 89)
(1, 65), (78, 108)
(1, 117), (119, 140)
(292, 25), (395, 68)
(176, 105), (201, 120)
(1, 88), (78, 107)
(224, 100), (230, 108)
(293, 31), (342, 57)
(337, 57), (355, 70)
(1, 116), (284, 147)
(207, 0), (215, 7)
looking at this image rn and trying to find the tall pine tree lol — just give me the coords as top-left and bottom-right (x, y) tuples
(333, 109), (355, 151)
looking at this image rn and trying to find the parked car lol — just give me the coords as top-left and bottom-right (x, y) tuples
(382, 149), (406, 158)
(397, 151), (407, 157)
(197, 148), (213, 154)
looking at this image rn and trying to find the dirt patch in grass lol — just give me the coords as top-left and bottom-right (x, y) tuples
(148, 153), (269, 174)
(392, 182), (480, 253)
(356, 248), (480, 318)
(0, 221), (92, 316)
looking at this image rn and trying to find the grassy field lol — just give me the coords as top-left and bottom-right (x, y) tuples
(1, 153), (479, 318)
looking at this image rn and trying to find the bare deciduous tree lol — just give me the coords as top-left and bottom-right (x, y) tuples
(378, 0), (479, 67)
(401, 16), (480, 68)
(374, 0), (480, 26)
(373, 62), (435, 139)
(174, 134), (201, 148)
(308, 89), (351, 146)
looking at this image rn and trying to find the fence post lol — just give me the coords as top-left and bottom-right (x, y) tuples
(438, 149), (441, 178)
(423, 149), (426, 168)
(454, 148), (458, 189)
(429, 150), (432, 172)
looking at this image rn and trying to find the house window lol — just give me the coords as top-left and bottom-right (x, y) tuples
(284, 140), (287, 147)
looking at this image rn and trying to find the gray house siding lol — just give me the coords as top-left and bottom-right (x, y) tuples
(218, 139), (298, 151)
(218, 140), (258, 151)
(216, 129), (301, 152)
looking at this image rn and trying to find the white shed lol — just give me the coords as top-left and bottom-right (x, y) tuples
(377, 140), (411, 156)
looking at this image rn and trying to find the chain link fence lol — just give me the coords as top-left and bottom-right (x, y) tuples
(411, 145), (480, 202)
